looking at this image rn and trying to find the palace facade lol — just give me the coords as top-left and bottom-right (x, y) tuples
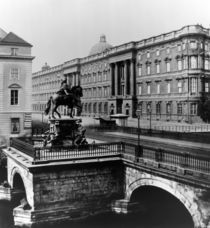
(0, 28), (34, 143)
(32, 25), (210, 123)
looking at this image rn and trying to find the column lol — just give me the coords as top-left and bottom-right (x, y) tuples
(110, 63), (115, 96)
(75, 72), (79, 85)
(72, 73), (75, 86)
(115, 63), (119, 96)
(124, 61), (127, 96)
(130, 59), (135, 96)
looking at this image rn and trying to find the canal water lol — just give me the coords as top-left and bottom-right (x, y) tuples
(0, 198), (193, 228)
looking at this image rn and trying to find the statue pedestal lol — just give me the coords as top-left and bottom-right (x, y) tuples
(43, 118), (87, 147)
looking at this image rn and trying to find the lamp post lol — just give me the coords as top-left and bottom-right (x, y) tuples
(149, 107), (152, 134)
(136, 110), (141, 148)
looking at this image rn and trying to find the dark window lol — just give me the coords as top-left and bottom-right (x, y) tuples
(177, 103), (182, 115)
(11, 118), (20, 134)
(166, 103), (171, 115)
(156, 103), (161, 115)
(11, 90), (18, 105)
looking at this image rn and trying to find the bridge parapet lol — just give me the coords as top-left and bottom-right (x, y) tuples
(9, 137), (210, 178)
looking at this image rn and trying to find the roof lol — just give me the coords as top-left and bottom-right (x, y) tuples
(89, 34), (112, 56)
(0, 32), (32, 47)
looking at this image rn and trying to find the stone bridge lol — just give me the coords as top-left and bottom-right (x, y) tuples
(1, 138), (210, 228)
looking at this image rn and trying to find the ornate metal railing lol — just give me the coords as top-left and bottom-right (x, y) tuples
(34, 142), (123, 162)
(10, 137), (210, 173)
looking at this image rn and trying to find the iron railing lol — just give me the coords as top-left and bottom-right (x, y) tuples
(10, 137), (210, 173)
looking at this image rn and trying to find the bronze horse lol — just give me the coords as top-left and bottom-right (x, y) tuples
(44, 85), (83, 119)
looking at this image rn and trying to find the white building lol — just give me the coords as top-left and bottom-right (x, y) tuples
(0, 28), (34, 144)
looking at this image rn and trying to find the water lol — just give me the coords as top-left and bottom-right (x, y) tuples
(0, 200), (193, 228)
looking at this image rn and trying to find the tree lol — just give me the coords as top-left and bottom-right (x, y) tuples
(198, 99), (210, 122)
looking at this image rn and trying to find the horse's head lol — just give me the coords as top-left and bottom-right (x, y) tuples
(71, 85), (83, 97)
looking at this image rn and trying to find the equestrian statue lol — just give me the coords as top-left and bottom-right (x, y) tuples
(42, 78), (88, 147)
(44, 79), (83, 119)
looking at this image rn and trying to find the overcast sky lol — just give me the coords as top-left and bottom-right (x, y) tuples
(1, 0), (210, 72)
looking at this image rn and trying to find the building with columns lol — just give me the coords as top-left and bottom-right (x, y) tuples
(0, 28), (34, 144)
(32, 25), (210, 123)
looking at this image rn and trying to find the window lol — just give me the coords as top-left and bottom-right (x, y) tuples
(166, 103), (171, 115)
(138, 103), (142, 115)
(11, 48), (18, 56)
(205, 59), (209, 70)
(147, 52), (150, 58)
(103, 71), (107, 81)
(147, 84), (151, 94)
(177, 45), (181, 51)
(146, 64), (151, 75)
(177, 59), (182, 71)
(11, 90), (18, 105)
(205, 82), (209, 92)
(156, 103), (161, 115)
(183, 57), (188, 69)
(138, 65), (142, 76)
(184, 80), (188, 92)
(11, 118), (20, 134)
(138, 54), (141, 61)
(190, 103), (197, 115)
(167, 82), (171, 93)
(98, 72), (102, 82)
(147, 103), (151, 114)
(205, 43), (208, 51)
(177, 103), (182, 115)
(156, 63), (160, 73)
(98, 87), (102, 97)
(190, 41), (197, 49)
(166, 48), (170, 54)
(156, 50), (160, 56)
(138, 84), (142, 95)
(10, 68), (19, 80)
(191, 78), (197, 93)
(166, 62), (170, 72)
(190, 56), (197, 69)
(178, 81), (182, 93)
(156, 83), (160, 94)
(182, 43), (186, 50)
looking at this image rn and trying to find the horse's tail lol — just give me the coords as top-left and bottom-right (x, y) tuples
(44, 97), (52, 115)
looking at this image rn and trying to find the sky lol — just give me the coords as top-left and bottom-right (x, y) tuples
(1, 0), (210, 72)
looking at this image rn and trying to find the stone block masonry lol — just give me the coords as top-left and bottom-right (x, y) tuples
(20, 160), (125, 226)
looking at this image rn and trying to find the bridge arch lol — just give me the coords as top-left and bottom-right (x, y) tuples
(10, 167), (29, 206)
(126, 178), (203, 228)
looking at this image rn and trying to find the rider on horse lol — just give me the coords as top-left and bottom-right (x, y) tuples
(56, 79), (71, 97)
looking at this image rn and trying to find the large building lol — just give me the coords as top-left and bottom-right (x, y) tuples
(0, 28), (34, 143)
(32, 25), (210, 123)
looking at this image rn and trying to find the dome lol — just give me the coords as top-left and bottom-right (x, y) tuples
(89, 34), (112, 56)
(0, 28), (7, 40)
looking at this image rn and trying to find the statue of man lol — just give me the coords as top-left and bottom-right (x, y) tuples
(56, 79), (71, 96)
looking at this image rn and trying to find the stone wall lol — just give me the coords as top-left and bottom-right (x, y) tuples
(31, 161), (124, 222)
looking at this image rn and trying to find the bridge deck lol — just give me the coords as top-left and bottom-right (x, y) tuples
(2, 137), (210, 184)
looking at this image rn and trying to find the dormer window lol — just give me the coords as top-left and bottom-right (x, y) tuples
(11, 48), (18, 56)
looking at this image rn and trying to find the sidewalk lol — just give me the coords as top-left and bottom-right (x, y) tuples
(80, 116), (210, 132)
(106, 131), (210, 151)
